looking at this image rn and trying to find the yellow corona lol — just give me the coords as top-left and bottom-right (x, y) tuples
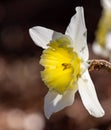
(40, 37), (81, 94)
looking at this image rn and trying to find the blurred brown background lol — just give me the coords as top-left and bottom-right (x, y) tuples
(0, 0), (110, 130)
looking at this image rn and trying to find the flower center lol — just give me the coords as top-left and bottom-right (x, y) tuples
(40, 37), (81, 94)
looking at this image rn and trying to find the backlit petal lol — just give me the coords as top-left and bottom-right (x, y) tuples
(78, 70), (105, 117)
(92, 42), (109, 58)
(101, 0), (111, 10)
(29, 26), (63, 49)
(106, 32), (111, 50)
(44, 89), (77, 119)
(65, 7), (89, 60)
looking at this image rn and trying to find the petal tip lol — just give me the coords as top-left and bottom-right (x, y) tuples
(29, 28), (32, 36)
(29, 27), (37, 37)
(44, 102), (53, 119)
(90, 108), (105, 118)
(29, 27), (36, 40)
(44, 110), (51, 119)
(75, 6), (83, 11)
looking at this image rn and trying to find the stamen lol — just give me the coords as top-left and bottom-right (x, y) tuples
(62, 63), (72, 70)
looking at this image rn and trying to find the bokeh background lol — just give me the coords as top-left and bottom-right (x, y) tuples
(0, 0), (110, 130)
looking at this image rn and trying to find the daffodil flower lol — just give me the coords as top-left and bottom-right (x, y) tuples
(93, 0), (111, 59)
(29, 7), (105, 119)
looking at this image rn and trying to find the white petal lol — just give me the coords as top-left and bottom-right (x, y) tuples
(101, 0), (111, 10)
(65, 7), (89, 60)
(29, 26), (63, 49)
(78, 70), (105, 117)
(44, 89), (76, 119)
(92, 42), (109, 58)
(106, 32), (111, 50)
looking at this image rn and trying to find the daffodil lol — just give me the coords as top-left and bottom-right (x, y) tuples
(29, 7), (105, 119)
(93, 0), (111, 59)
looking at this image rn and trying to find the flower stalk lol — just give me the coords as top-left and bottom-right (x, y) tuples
(88, 59), (111, 73)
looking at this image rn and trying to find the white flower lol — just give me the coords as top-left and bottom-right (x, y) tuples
(101, 0), (111, 10)
(29, 7), (105, 119)
(93, 0), (111, 60)
(93, 33), (111, 59)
